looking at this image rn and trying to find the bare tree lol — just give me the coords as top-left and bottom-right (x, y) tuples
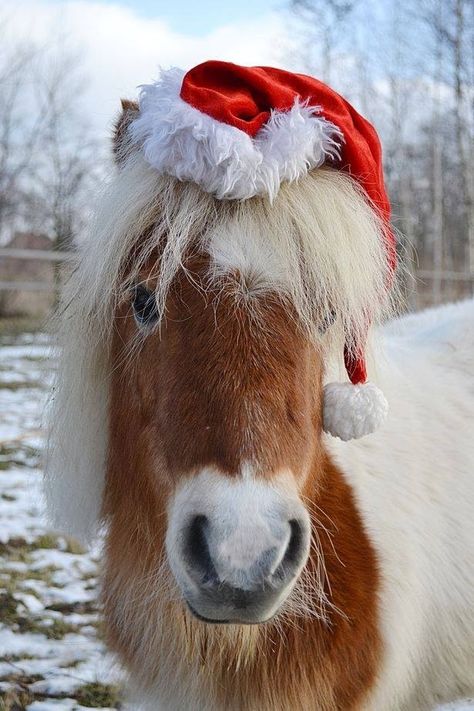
(0, 18), (100, 248)
(414, 0), (474, 300)
(27, 47), (100, 253)
(0, 16), (101, 313)
(24, 45), (101, 302)
(287, 0), (474, 307)
(452, 0), (474, 274)
(0, 22), (50, 237)
(432, 3), (445, 302)
(289, 0), (359, 85)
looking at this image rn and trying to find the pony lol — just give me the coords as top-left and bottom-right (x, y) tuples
(46, 85), (474, 710)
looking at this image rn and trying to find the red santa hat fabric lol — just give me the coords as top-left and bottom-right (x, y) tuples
(180, 61), (392, 228)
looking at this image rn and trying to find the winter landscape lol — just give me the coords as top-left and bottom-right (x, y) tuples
(1, 0), (473, 707)
(0, 332), (122, 710)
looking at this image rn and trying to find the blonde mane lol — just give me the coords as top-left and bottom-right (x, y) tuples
(45, 152), (394, 544)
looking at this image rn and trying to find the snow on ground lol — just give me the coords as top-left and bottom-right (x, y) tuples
(0, 330), (473, 711)
(0, 332), (122, 710)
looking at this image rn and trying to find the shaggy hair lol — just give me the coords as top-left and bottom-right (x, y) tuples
(45, 151), (394, 544)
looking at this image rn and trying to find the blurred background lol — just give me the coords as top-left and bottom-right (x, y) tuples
(0, 1), (473, 710)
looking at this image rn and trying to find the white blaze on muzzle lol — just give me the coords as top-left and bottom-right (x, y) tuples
(165, 468), (311, 623)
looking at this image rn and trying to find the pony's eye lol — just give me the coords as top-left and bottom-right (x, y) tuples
(132, 285), (158, 327)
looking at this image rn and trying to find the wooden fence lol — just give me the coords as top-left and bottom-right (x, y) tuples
(0, 248), (75, 292)
(0, 247), (473, 306)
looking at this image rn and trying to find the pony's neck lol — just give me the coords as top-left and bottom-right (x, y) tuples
(103, 453), (381, 711)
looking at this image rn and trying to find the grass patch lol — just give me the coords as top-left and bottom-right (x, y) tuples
(64, 537), (86, 555)
(0, 316), (46, 339)
(1, 601), (80, 639)
(0, 686), (35, 710)
(38, 617), (80, 640)
(31, 534), (85, 555)
(0, 461), (13, 472)
(0, 672), (42, 685)
(75, 681), (120, 708)
(0, 443), (41, 470)
(58, 657), (82, 669)
(0, 588), (94, 641)
(34, 534), (61, 550)
(0, 655), (35, 663)
(0, 538), (32, 563)
(0, 380), (41, 391)
(46, 600), (96, 615)
(0, 564), (62, 594)
(0, 533), (72, 559)
(20, 587), (42, 600)
(0, 592), (20, 626)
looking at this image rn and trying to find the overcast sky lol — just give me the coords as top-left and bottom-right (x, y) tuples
(94, 0), (280, 34)
(1, 0), (294, 139)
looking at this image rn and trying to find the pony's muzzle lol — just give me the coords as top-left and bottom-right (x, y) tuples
(166, 470), (311, 624)
(182, 515), (307, 623)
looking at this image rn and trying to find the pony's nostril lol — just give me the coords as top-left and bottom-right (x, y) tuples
(182, 514), (308, 594)
(274, 519), (306, 580)
(185, 515), (218, 584)
(286, 519), (304, 563)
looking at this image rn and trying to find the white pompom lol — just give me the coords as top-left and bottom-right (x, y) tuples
(323, 381), (388, 441)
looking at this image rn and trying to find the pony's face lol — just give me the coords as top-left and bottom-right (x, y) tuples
(98, 102), (388, 629)
(108, 251), (325, 625)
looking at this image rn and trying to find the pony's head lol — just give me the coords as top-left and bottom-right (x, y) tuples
(107, 191), (321, 624)
(46, 64), (394, 633)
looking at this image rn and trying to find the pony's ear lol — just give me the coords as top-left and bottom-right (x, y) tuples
(113, 99), (139, 166)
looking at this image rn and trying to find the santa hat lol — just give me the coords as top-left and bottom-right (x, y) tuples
(129, 61), (396, 441)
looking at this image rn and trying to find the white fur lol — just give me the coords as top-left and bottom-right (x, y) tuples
(129, 68), (343, 201)
(327, 298), (474, 710)
(323, 381), (389, 440)
(208, 214), (292, 291)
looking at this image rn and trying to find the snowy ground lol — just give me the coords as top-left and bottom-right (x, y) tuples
(0, 332), (122, 710)
(0, 330), (473, 711)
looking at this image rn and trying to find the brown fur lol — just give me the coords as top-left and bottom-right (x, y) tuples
(102, 255), (382, 710)
(113, 99), (139, 165)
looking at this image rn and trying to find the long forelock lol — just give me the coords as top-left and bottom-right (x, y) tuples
(45, 151), (396, 544)
(115, 156), (394, 352)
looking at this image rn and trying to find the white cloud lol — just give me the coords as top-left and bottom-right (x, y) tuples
(1, 0), (293, 138)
